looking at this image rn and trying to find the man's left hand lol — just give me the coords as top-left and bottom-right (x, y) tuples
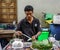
(32, 35), (36, 40)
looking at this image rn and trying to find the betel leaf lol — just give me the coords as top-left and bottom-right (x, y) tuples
(32, 39), (52, 50)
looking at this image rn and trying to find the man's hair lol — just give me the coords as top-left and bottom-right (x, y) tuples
(24, 5), (33, 12)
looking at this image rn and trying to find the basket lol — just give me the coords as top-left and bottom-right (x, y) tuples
(38, 31), (49, 41)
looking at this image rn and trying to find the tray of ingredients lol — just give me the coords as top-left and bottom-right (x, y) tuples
(3, 38), (32, 50)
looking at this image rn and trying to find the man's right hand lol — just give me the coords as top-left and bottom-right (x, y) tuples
(14, 31), (23, 36)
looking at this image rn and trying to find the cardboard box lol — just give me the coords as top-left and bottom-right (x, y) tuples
(53, 15), (60, 24)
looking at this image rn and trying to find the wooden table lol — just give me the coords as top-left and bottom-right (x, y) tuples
(0, 30), (15, 38)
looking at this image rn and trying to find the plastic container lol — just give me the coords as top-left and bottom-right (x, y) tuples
(50, 24), (60, 40)
(3, 38), (32, 50)
(38, 31), (49, 41)
(45, 13), (53, 20)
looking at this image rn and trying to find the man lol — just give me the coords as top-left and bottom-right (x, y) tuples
(15, 5), (41, 41)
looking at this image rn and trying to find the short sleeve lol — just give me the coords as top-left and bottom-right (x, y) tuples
(16, 21), (22, 31)
(37, 20), (41, 32)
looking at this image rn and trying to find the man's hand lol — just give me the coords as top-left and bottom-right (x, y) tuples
(14, 31), (22, 36)
(32, 35), (36, 40)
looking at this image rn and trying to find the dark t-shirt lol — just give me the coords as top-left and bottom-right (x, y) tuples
(16, 17), (41, 41)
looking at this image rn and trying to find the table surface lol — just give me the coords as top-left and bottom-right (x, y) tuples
(0, 30), (15, 38)
(0, 30), (15, 34)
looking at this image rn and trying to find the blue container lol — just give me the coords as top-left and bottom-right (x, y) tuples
(5, 24), (16, 30)
(49, 24), (60, 40)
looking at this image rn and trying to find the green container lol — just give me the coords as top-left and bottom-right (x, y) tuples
(0, 24), (7, 29)
(45, 13), (53, 20)
(38, 31), (49, 41)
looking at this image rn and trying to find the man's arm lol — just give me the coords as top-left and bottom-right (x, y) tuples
(14, 21), (23, 36)
(36, 20), (41, 37)
(32, 20), (41, 40)
(35, 31), (41, 38)
(32, 31), (41, 40)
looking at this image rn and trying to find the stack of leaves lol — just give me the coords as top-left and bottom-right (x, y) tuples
(32, 39), (52, 50)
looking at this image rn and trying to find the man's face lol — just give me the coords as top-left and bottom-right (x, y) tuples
(25, 11), (33, 19)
